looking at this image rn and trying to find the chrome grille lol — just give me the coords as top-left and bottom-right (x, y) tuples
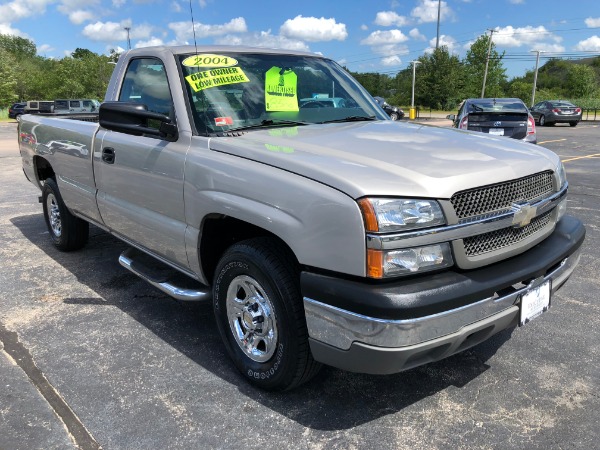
(451, 171), (554, 221)
(463, 211), (552, 257)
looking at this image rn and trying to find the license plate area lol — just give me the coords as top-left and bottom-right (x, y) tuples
(519, 280), (551, 326)
(489, 128), (504, 136)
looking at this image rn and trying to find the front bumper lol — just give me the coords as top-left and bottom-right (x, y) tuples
(302, 215), (585, 374)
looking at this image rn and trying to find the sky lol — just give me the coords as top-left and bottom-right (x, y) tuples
(2, 0), (600, 78)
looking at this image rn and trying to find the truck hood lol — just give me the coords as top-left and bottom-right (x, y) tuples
(209, 121), (559, 199)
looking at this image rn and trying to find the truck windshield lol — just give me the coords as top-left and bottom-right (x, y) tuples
(178, 52), (387, 135)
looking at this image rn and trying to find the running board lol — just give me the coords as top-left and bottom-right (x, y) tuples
(118, 247), (211, 302)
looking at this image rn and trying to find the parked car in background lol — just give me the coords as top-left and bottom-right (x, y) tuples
(54, 99), (100, 114)
(25, 100), (55, 114)
(8, 102), (26, 121)
(447, 98), (536, 144)
(299, 96), (348, 108)
(373, 96), (404, 120)
(529, 100), (582, 127)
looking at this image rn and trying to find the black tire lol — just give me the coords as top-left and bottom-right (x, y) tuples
(213, 237), (321, 390)
(570, 122), (578, 127)
(389, 112), (399, 121)
(15, 114), (22, 122)
(42, 178), (89, 251)
(539, 115), (546, 126)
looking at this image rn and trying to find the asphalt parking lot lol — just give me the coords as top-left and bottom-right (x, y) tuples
(0, 121), (598, 449)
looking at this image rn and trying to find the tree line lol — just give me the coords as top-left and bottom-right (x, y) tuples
(2, 33), (599, 111)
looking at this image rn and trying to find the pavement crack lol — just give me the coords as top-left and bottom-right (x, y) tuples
(0, 321), (101, 450)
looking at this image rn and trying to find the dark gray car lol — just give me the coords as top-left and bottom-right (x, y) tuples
(530, 100), (582, 127)
(447, 98), (537, 144)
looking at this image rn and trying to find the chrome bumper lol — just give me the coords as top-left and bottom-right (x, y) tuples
(304, 246), (581, 352)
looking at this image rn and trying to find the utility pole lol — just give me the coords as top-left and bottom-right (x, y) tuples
(124, 27), (131, 50)
(410, 60), (421, 119)
(435, 0), (441, 49)
(481, 29), (495, 98)
(530, 50), (543, 107)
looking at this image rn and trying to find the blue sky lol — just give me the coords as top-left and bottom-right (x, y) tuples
(2, 0), (600, 78)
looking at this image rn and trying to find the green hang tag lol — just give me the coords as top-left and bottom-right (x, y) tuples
(265, 66), (299, 112)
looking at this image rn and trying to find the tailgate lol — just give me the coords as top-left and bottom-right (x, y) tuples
(468, 112), (529, 139)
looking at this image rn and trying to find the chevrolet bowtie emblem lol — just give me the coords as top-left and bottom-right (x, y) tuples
(511, 202), (537, 228)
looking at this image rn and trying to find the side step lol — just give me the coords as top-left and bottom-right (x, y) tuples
(118, 247), (211, 302)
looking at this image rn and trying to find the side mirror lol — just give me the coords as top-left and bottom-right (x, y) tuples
(446, 114), (456, 121)
(99, 102), (178, 141)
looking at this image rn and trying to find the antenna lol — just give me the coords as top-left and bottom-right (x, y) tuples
(188, 0), (199, 54)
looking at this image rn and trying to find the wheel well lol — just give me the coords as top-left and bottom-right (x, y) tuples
(199, 215), (298, 284)
(34, 156), (55, 183)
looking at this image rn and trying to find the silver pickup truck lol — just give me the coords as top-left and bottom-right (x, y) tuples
(18, 46), (585, 390)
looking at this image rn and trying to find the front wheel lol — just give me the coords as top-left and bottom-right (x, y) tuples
(539, 115), (546, 126)
(42, 178), (89, 251)
(389, 112), (399, 121)
(213, 238), (321, 390)
(570, 121), (578, 127)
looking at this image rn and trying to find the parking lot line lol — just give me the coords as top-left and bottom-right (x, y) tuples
(538, 139), (567, 145)
(562, 153), (600, 163)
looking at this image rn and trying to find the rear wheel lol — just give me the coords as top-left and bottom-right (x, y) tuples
(42, 178), (89, 251)
(570, 122), (578, 127)
(213, 237), (321, 390)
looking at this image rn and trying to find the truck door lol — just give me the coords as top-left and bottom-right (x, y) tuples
(93, 57), (191, 269)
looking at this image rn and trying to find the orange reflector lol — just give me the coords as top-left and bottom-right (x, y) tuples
(357, 198), (379, 232)
(367, 249), (384, 279)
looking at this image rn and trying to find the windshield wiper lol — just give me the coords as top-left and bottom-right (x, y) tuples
(318, 116), (377, 124)
(227, 119), (310, 132)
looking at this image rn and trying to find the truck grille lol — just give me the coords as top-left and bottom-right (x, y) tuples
(451, 171), (554, 221)
(463, 210), (552, 257)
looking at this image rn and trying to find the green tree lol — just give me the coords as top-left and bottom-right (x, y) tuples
(566, 64), (597, 98)
(0, 48), (18, 106)
(463, 34), (507, 98)
(0, 34), (36, 59)
(415, 46), (465, 110)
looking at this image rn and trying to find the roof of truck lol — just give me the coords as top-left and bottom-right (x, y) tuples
(123, 45), (323, 59)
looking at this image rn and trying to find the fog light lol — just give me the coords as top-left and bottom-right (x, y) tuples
(368, 243), (453, 278)
(556, 197), (567, 221)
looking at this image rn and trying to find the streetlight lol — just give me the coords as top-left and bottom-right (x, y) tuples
(481, 29), (495, 98)
(124, 27), (131, 50)
(410, 60), (421, 120)
(530, 50), (544, 106)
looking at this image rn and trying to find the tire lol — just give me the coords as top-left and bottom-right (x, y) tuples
(389, 112), (399, 121)
(42, 178), (89, 251)
(15, 114), (22, 122)
(539, 115), (546, 126)
(570, 122), (578, 127)
(213, 237), (321, 390)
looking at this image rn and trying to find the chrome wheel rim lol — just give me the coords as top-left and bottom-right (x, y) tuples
(46, 193), (62, 237)
(226, 275), (278, 363)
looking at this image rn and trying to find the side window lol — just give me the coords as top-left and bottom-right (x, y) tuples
(119, 58), (173, 126)
(70, 101), (81, 108)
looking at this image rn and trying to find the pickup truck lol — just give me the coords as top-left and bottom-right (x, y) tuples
(18, 46), (585, 391)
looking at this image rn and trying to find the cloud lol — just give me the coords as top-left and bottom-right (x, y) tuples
(112, 0), (126, 7)
(409, 27), (426, 41)
(171, 1), (182, 12)
(37, 43), (54, 53)
(575, 35), (600, 51)
(374, 11), (409, 27)
(280, 15), (347, 42)
(214, 30), (310, 52)
(0, 0), (54, 22)
(67, 10), (95, 24)
(0, 23), (27, 37)
(361, 29), (408, 46)
(381, 55), (402, 66)
(492, 25), (563, 50)
(508, 0), (524, 3)
(168, 17), (247, 42)
(424, 34), (457, 53)
(585, 17), (600, 28)
(82, 20), (153, 42)
(411, 0), (454, 24)
(360, 24), (368, 31)
(135, 37), (165, 48)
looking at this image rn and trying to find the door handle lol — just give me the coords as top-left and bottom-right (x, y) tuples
(102, 147), (115, 164)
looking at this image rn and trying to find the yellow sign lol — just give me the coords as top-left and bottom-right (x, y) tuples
(182, 54), (238, 68)
(265, 66), (298, 112)
(185, 67), (250, 92)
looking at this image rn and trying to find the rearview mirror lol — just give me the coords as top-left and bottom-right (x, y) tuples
(446, 114), (456, 121)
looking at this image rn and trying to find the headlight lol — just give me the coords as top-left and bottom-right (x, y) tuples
(556, 162), (567, 189)
(358, 198), (446, 233)
(367, 243), (454, 278)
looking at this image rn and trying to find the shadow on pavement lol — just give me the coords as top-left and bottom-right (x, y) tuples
(11, 212), (514, 431)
